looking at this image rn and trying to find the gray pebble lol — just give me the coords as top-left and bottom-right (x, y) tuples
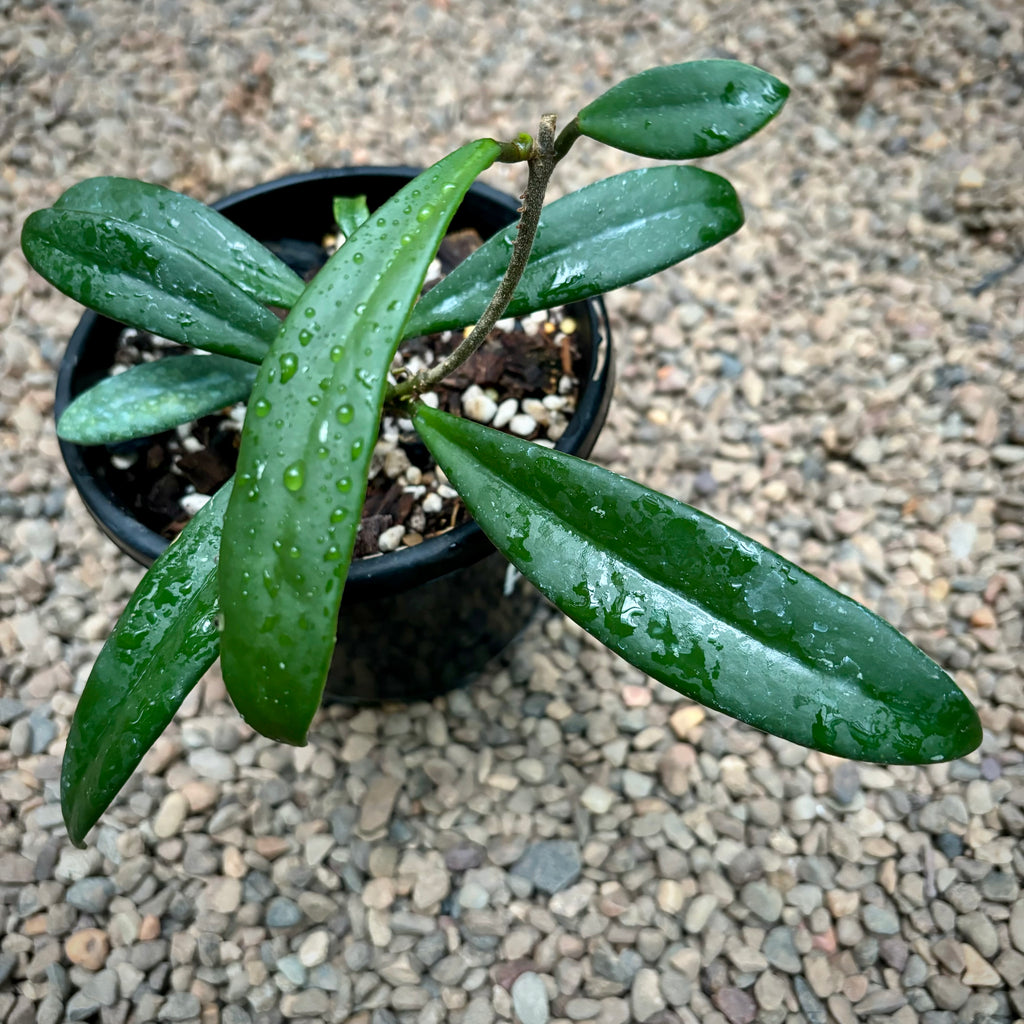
(66, 877), (117, 915)
(157, 992), (201, 1021)
(510, 840), (582, 894)
(862, 903), (900, 935)
(66, 992), (102, 1022)
(511, 971), (549, 1024)
(36, 995), (64, 1024)
(275, 954), (307, 986)
(762, 927), (802, 974)
(265, 897), (302, 928)
(740, 880), (783, 923)
(793, 976), (827, 1024)
(926, 975), (970, 1011)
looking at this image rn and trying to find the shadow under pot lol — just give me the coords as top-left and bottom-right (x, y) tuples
(54, 167), (615, 704)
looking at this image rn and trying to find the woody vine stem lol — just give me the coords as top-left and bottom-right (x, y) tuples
(390, 113), (566, 402)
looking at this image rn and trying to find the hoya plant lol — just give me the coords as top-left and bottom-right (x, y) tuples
(22, 62), (981, 847)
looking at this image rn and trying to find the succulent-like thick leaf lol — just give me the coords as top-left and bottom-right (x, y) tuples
(22, 208), (281, 364)
(333, 195), (371, 239)
(57, 355), (258, 445)
(219, 139), (502, 745)
(405, 166), (742, 337)
(62, 482), (230, 847)
(577, 60), (789, 160)
(413, 406), (982, 765)
(53, 177), (305, 307)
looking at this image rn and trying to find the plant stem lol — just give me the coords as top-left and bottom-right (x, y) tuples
(390, 115), (560, 402)
(553, 117), (582, 160)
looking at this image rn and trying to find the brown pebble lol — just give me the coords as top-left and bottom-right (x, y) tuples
(969, 605), (996, 629)
(65, 928), (110, 970)
(138, 915), (161, 941)
(23, 913), (48, 936)
(253, 836), (292, 860)
(713, 985), (758, 1024)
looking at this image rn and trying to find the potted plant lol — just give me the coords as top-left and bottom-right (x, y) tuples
(50, 167), (616, 705)
(22, 61), (981, 848)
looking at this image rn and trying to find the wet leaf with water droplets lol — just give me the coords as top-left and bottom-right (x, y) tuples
(577, 60), (789, 160)
(57, 354), (257, 446)
(219, 140), (501, 745)
(61, 483), (232, 846)
(22, 178), (304, 361)
(405, 166), (743, 337)
(413, 405), (981, 765)
(49, 177), (303, 304)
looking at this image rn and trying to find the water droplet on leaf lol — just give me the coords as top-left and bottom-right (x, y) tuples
(283, 460), (306, 492)
(279, 352), (298, 383)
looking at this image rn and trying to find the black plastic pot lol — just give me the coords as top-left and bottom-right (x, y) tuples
(55, 167), (614, 702)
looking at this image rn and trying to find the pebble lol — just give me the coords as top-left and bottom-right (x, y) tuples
(926, 975), (971, 1011)
(298, 930), (330, 967)
(509, 412), (538, 436)
(65, 930), (110, 971)
(378, 524), (406, 552)
(157, 993), (201, 1021)
(684, 893), (718, 934)
(280, 990), (327, 1018)
(359, 774), (402, 834)
(1010, 901), (1024, 953)
(462, 385), (498, 424)
(151, 786), (190, 835)
(187, 748), (235, 782)
(740, 880), (783, 922)
(763, 927), (802, 974)
(630, 968), (666, 1021)
(265, 896), (302, 928)
(580, 783), (615, 814)
(961, 943), (1001, 986)
(66, 877), (116, 914)
(862, 903), (900, 935)
(510, 841), (581, 894)
(510, 971), (549, 1024)
(713, 986), (758, 1024)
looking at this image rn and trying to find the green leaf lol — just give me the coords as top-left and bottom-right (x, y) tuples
(53, 177), (305, 307)
(405, 166), (743, 337)
(22, 206), (281, 364)
(57, 355), (258, 445)
(333, 195), (371, 239)
(577, 60), (789, 160)
(413, 405), (982, 765)
(219, 139), (502, 746)
(61, 482), (230, 847)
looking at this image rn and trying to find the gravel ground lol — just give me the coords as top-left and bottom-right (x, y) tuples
(2, 2), (1023, 1024)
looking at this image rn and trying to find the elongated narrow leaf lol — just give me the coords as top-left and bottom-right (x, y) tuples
(333, 195), (371, 239)
(62, 483), (231, 847)
(405, 166), (742, 337)
(219, 140), (502, 745)
(578, 60), (789, 160)
(57, 355), (258, 445)
(22, 209), (280, 364)
(413, 406), (982, 765)
(53, 177), (305, 307)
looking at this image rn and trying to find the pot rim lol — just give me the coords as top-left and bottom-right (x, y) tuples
(54, 166), (615, 597)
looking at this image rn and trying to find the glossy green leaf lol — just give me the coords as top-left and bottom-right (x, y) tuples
(333, 195), (371, 239)
(22, 206), (281, 364)
(577, 60), (789, 159)
(53, 177), (305, 307)
(219, 139), (502, 745)
(413, 405), (982, 765)
(57, 355), (258, 445)
(62, 483), (230, 847)
(405, 166), (742, 337)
